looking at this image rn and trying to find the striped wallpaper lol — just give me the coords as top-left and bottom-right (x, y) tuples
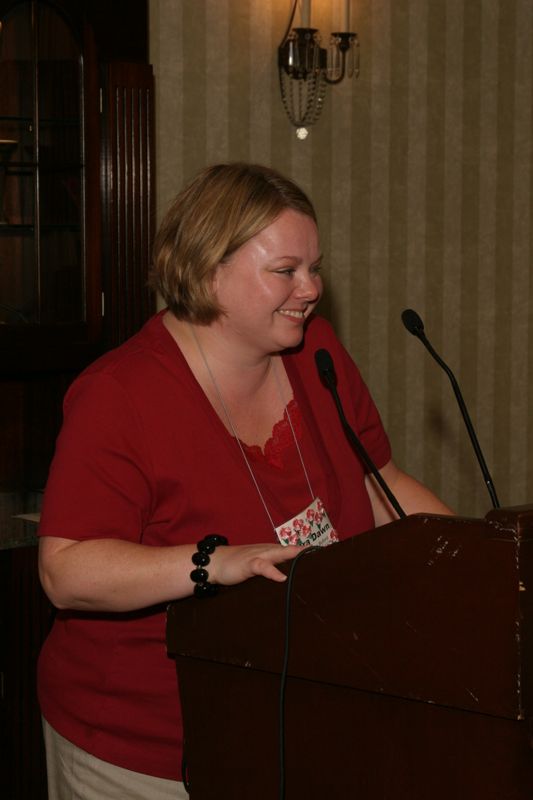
(149, 0), (533, 518)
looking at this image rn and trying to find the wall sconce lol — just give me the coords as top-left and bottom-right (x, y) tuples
(278, 0), (359, 139)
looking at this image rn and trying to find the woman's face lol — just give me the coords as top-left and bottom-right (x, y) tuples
(212, 209), (323, 356)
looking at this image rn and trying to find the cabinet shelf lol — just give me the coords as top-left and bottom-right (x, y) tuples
(0, 115), (32, 123)
(6, 163), (84, 172)
(0, 224), (34, 234)
(0, 223), (81, 233)
(0, 115), (80, 125)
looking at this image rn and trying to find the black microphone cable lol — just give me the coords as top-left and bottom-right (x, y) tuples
(278, 546), (321, 800)
(401, 308), (500, 509)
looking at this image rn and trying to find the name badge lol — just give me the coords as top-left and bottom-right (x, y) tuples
(275, 497), (339, 548)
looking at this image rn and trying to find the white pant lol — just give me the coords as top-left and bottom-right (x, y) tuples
(43, 718), (189, 800)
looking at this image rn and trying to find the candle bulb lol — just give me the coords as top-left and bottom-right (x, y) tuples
(300, 0), (311, 28)
(342, 0), (350, 31)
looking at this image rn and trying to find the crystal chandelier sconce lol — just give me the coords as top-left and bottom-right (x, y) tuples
(278, 0), (359, 139)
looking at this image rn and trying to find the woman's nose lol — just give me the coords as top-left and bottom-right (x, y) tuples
(294, 272), (321, 301)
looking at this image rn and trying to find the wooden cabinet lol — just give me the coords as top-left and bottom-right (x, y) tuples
(0, 0), (154, 369)
(0, 2), (154, 797)
(0, 2), (91, 330)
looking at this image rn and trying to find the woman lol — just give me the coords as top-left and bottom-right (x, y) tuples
(38, 163), (451, 799)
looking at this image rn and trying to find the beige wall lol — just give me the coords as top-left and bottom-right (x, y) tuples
(149, 0), (532, 517)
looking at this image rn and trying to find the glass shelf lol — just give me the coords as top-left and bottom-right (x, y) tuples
(0, 0), (85, 327)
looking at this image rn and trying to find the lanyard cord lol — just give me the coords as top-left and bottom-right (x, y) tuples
(271, 359), (314, 500)
(189, 326), (314, 534)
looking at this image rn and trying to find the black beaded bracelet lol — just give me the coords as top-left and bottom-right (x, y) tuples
(190, 534), (229, 598)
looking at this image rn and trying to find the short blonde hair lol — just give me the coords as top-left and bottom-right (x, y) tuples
(150, 163), (317, 323)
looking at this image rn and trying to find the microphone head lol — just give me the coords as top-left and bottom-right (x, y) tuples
(401, 308), (425, 338)
(314, 348), (336, 386)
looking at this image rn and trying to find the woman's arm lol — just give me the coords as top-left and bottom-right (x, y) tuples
(39, 536), (300, 613)
(365, 459), (454, 527)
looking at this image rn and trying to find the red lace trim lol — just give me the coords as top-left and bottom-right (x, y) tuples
(241, 399), (302, 470)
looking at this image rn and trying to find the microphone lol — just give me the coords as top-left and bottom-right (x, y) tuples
(401, 308), (500, 509)
(315, 349), (406, 520)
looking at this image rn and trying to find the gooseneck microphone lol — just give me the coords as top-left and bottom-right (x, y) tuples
(315, 349), (406, 520)
(401, 308), (500, 509)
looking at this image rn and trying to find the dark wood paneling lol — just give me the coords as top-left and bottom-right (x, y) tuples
(102, 60), (155, 347)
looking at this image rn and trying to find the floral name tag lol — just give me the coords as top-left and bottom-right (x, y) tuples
(275, 497), (339, 548)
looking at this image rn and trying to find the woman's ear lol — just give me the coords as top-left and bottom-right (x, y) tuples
(211, 259), (228, 295)
(210, 263), (221, 295)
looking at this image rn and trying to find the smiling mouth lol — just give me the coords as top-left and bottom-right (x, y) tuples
(278, 309), (306, 320)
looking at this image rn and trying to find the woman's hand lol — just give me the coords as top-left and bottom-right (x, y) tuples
(209, 542), (301, 586)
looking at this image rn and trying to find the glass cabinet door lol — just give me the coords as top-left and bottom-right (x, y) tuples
(0, 0), (84, 326)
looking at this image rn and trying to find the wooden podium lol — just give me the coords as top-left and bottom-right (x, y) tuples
(166, 507), (533, 799)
